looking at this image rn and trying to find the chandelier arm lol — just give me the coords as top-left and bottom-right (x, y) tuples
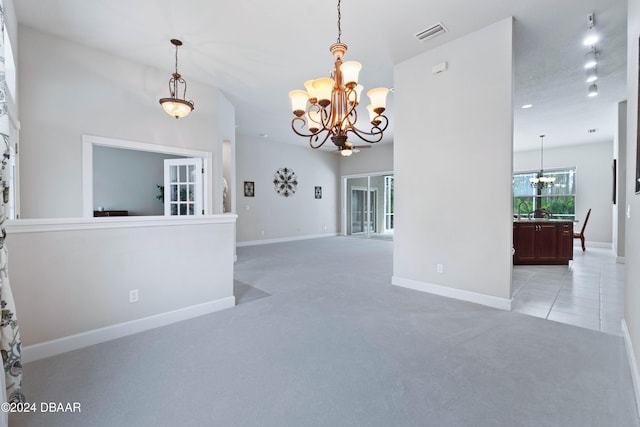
(291, 116), (320, 138)
(180, 77), (187, 100)
(168, 77), (176, 98)
(346, 115), (389, 143)
(319, 106), (333, 131)
(346, 127), (384, 144)
(309, 131), (332, 149)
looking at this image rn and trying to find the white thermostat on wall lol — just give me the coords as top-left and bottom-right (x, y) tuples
(432, 61), (448, 75)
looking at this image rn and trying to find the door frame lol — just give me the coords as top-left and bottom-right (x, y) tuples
(81, 134), (212, 218)
(350, 186), (378, 235)
(164, 157), (204, 216)
(341, 170), (393, 236)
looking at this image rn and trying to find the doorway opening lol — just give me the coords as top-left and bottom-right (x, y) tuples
(343, 172), (394, 240)
(82, 135), (212, 217)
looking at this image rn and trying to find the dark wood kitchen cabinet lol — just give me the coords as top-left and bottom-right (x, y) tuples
(513, 220), (573, 265)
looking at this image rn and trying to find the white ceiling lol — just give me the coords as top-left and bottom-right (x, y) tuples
(14, 0), (628, 152)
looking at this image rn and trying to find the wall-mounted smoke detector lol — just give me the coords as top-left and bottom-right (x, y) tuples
(588, 128), (597, 134)
(415, 22), (448, 42)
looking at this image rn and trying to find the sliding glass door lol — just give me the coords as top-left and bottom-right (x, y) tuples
(345, 173), (393, 239)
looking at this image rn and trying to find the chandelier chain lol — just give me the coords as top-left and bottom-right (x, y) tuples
(336, 0), (342, 43)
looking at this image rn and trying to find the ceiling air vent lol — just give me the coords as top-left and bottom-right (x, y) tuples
(415, 22), (448, 42)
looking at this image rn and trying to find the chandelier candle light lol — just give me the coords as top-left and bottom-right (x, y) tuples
(288, 0), (390, 152)
(530, 135), (555, 189)
(159, 39), (194, 119)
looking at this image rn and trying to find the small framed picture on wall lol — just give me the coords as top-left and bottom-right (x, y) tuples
(244, 181), (255, 197)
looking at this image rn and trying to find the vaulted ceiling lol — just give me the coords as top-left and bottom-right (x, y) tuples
(15, 0), (627, 152)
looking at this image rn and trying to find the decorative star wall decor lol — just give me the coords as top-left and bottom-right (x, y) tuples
(273, 167), (298, 197)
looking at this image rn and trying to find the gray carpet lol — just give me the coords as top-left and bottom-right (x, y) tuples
(11, 237), (640, 426)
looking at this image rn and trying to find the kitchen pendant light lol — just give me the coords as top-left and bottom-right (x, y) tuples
(530, 135), (555, 189)
(159, 39), (194, 119)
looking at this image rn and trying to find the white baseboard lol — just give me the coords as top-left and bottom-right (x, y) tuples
(575, 241), (613, 249)
(623, 319), (640, 419)
(236, 233), (338, 247)
(22, 296), (236, 363)
(623, 319), (640, 420)
(617, 256), (626, 264)
(391, 276), (512, 311)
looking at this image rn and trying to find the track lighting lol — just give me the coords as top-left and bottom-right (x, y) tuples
(588, 83), (598, 97)
(584, 49), (597, 69)
(586, 67), (598, 83)
(583, 13), (598, 46)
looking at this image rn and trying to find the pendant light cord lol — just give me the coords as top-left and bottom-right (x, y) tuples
(174, 44), (179, 75)
(336, 0), (342, 44)
(540, 135), (545, 173)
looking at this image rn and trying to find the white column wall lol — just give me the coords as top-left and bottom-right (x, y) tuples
(7, 217), (236, 361)
(392, 18), (513, 307)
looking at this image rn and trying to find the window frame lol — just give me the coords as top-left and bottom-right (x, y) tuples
(513, 167), (577, 220)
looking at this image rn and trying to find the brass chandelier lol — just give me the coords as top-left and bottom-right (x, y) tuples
(159, 39), (194, 119)
(288, 0), (390, 151)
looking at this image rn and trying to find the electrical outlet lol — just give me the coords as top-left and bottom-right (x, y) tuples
(129, 289), (139, 303)
(437, 264), (444, 273)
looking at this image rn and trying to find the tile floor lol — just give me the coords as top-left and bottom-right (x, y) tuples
(512, 245), (625, 335)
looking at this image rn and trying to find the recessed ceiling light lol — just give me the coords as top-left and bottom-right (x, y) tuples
(259, 133), (268, 138)
(521, 104), (533, 109)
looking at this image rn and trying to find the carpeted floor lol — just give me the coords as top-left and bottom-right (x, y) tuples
(11, 237), (640, 426)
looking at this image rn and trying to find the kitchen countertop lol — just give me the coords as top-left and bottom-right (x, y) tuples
(513, 218), (575, 223)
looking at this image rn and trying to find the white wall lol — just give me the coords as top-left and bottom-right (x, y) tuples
(6, 217), (236, 354)
(18, 25), (233, 218)
(625, 0), (640, 414)
(235, 136), (339, 243)
(93, 146), (184, 216)
(393, 18), (513, 307)
(514, 141), (613, 245)
(12, 25), (238, 361)
(339, 143), (393, 176)
(614, 101), (627, 258)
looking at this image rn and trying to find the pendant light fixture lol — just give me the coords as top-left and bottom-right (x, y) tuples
(530, 135), (555, 189)
(159, 39), (194, 119)
(288, 0), (390, 151)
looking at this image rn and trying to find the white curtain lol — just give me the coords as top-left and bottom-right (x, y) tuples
(0, 0), (24, 404)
